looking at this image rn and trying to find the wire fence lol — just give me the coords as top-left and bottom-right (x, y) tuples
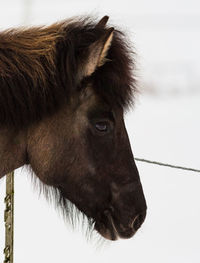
(135, 158), (200, 173)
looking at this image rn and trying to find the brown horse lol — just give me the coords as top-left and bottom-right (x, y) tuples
(0, 16), (147, 241)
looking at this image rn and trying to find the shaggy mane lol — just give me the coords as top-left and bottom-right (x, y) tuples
(0, 17), (136, 130)
(25, 164), (106, 245)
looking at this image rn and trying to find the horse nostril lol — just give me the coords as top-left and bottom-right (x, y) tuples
(132, 211), (146, 231)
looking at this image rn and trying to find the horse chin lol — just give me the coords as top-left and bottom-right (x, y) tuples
(94, 220), (118, 241)
(94, 213), (136, 241)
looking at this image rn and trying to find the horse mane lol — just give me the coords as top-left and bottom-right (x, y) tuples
(28, 165), (97, 241)
(0, 16), (136, 130)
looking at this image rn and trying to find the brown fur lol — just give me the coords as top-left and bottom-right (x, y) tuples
(0, 17), (136, 129)
(0, 16), (146, 241)
(0, 127), (27, 177)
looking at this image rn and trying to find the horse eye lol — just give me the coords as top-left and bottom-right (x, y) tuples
(95, 122), (108, 132)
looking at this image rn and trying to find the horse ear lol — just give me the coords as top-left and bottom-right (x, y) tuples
(98, 28), (114, 67)
(95, 16), (109, 28)
(81, 28), (114, 78)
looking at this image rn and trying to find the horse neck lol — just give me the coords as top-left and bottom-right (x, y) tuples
(0, 127), (27, 178)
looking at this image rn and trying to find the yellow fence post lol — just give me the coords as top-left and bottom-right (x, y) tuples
(4, 171), (14, 263)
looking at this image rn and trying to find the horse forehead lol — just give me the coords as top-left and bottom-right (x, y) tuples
(79, 83), (94, 99)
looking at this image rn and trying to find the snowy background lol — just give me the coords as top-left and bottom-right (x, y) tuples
(0, 0), (200, 262)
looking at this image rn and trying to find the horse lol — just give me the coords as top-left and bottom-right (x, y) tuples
(0, 16), (147, 241)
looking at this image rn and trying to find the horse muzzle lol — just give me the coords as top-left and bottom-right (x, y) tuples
(94, 209), (146, 241)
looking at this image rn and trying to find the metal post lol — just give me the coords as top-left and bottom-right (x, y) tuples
(4, 171), (14, 263)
